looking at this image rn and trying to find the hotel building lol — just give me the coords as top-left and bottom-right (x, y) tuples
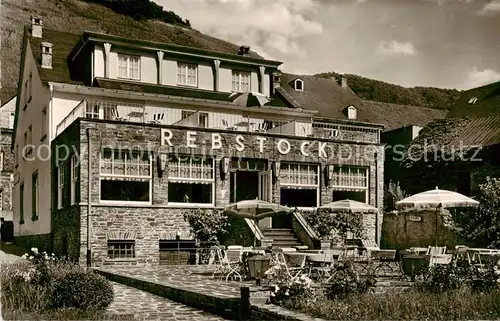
(12, 18), (384, 265)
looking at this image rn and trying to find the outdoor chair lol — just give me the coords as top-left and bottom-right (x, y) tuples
(473, 253), (500, 270)
(370, 250), (397, 276)
(209, 245), (226, 279)
(361, 239), (380, 259)
(307, 251), (336, 283)
(283, 253), (308, 279)
(426, 246), (447, 255)
(222, 245), (244, 282)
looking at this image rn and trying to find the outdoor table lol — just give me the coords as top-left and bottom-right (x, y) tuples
(401, 254), (430, 281)
(408, 247), (428, 255)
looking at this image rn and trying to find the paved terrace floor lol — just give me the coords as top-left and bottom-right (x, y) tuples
(108, 281), (227, 321)
(96, 265), (269, 303)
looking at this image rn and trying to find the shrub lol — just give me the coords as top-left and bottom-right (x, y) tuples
(51, 271), (114, 311)
(325, 260), (377, 300)
(1, 248), (114, 314)
(183, 208), (229, 242)
(301, 209), (366, 240)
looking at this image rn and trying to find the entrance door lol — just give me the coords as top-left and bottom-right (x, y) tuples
(258, 172), (272, 230)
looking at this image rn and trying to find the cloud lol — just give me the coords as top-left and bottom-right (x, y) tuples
(376, 40), (417, 56)
(480, 0), (500, 14)
(155, 0), (323, 60)
(462, 67), (500, 89)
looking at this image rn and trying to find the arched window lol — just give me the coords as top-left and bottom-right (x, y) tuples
(294, 79), (304, 91)
(347, 106), (357, 120)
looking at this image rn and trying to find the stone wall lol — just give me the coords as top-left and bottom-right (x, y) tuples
(1, 129), (13, 221)
(52, 205), (81, 261)
(381, 209), (467, 250)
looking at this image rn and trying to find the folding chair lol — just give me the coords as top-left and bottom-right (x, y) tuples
(210, 245), (226, 279)
(283, 253), (307, 279)
(222, 246), (243, 282)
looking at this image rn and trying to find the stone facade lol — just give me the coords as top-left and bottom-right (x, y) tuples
(52, 119), (384, 265)
(1, 128), (14, 221)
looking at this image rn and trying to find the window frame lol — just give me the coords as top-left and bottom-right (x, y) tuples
(294, 79), (304, 91)
(32, 171), (39, 221)
(347, 106), (357, 120)
(231, 70), (251, 92)
(167, 155), (215, 207)
(0, 151), (3, 171)
(107, 240), (136, 259)
(279, 162), (320, 209)
(41, 108), (47, 139)
(117, 53), (141, 80)
(176, 62), (198, 87)
(19, 182), (25, 224)
(98, 149), (153, 205)
(70, 155), (78, 205)
(330, 165), (369, 203)
(57, 162), (65, 209)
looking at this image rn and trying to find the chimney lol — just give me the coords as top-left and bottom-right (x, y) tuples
(238, 45), (251, 55)
(31, 16), (43, 38)
(41, 42), (53, 69)
(271, 70), (282, 94)
(337, 74), (348, 88)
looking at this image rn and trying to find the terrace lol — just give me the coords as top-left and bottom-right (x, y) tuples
(56, 98), (381, 144)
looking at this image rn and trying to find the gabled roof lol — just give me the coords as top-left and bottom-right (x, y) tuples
(279, 73), (362, 120)
(360, 101), (447, 132)
(278, 73), (446, 131)
(447, 81), (500, 118)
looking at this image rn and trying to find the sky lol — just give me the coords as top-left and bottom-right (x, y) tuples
(155, 0), (500, 90)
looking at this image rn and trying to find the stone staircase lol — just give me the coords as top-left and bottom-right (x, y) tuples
(262, 228), (303, 248)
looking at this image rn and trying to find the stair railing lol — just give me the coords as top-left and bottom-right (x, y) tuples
(292, 210), (321, 249)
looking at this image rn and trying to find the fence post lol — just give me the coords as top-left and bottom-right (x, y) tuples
(240, 286), (250, 320)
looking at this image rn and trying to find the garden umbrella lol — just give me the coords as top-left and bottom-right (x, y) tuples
(395, 187), (479, 209)
(318, 199), (378, 214)
(223, 199), (292, 220)
(229, 92), (271, 107)
(395, 187), (479, 246)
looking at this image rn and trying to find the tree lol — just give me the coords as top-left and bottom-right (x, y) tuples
(454, 177), (500, 248)
(384, 180), (407, 212)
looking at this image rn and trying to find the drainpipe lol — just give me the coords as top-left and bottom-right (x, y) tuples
(374, 151), (379, 246)
(86, 128), (92, 267)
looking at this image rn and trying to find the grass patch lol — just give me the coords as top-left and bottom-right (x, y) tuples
(291, 287), (500, 320)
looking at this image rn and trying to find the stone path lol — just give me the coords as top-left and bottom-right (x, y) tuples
(108, 282), (227, 321)
(97, 265), (270, 303)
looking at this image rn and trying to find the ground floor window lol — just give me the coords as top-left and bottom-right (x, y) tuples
(100, 149), (152, 203)
(332, 190), (366, 203)
(331, 165), (368, 203)
(167, 155), (214, 205)
(280, 188), (318, 208)
(279, 162), (319, 208)
(107, 240), (135, 259)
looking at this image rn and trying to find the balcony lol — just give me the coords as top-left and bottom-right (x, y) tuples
(55, 99), (313, 137)
(56, 99), (380, 144)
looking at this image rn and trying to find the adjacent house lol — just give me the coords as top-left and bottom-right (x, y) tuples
(12, 18), (385, 265)
(1, 96), (16, 223)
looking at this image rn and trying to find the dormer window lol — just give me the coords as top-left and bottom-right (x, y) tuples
(293, 79), (304, 91)
(347, 106), (357, 120)
(232, 70), (250, 92)
(468, 97), (478, 104)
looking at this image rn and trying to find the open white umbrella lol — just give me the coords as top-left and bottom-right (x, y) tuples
(396, 187), (479, 209)
(318, 199), (378, 214)
(396, 187), (479, 246)
(223, 199), (292, 220)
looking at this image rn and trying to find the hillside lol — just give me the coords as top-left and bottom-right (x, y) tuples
(0, 0), (260, 103)
(315, 72), (462, 111)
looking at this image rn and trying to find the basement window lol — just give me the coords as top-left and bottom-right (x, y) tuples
(99, 149), (152, 203)
(107, 240), (135, 259)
